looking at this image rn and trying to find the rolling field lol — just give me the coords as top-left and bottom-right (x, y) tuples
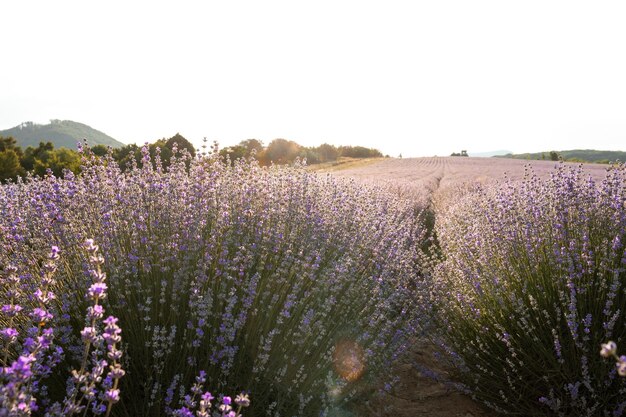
(327, 156), (611, 195)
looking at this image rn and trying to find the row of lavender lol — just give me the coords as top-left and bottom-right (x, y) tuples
(433, 163), (626, 415)
(0, 147), (427, 416)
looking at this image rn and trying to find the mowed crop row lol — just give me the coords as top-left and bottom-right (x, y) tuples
(330, 156), (626, 416)
(0, 150), (427, 417)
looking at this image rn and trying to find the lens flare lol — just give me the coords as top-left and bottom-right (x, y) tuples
(333, 339), (365, 382)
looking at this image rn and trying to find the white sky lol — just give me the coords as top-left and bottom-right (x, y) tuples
(2, 1), (626, 157)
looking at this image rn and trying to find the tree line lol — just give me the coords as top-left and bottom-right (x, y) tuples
(218, 138), (383, 165)
(0, 134), (197, 182)
(0, 134), (384, 182)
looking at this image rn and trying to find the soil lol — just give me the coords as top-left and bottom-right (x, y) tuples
(357, 339), (501, 417)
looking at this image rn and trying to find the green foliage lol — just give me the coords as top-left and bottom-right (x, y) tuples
(4, 130), (382, 177)
(219, 140), (380, 167)
(0, 149), (23, 181)
(33, 147), (81, 177)
(91, 144), (109, 157)
(253, 141), (380, 166)
(298, 147), (322, 164)
(165, 133), (196, 158)
(149, 139), (174, 168)
(113, 144), (141, 170)
(498, 149), (626, 164)
(338, 146), (382, 159)
(0, 136), (23, 157)
(21, 141), (55, 172)
(0, 136), (25, 181)
(220, 139), (264, 164)
(1, 140), (82, 179)
(219, 145), (247, 163)
(316, 143), (340, 162)
(239, 139), (264, 155)
(263, 138), (302, 164)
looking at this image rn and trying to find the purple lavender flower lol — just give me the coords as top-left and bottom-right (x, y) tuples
(87, 304), (104, 320)
(0, 141), (424, 416)
(1, 304), (23, 317)
(234, 393), (250, 407)
(6, 355), (35, 380)
(107, 345), (123, 360)
(601, 341), (617, 358)
(49, 245), (60, 260)
(617, 357), (626, 377)
(0, 327), (19, 341)
(38, 327), (54, 350)
(83, 239), (98, 253)
(434, 163), (626, 415)
(104, 388), (120, 403)
(31, 307), (53, 324)
(102, 316), (117, 327)
(172, 407), (193, 417)
(201, 391), (214, 403)
(34, 288), (55, 303)
(80, 326), (98, 343)
(87, 282), (108, 300)
(103, 316), (122, 344)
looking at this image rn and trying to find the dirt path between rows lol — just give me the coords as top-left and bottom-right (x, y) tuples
(358, 339), (500, 417)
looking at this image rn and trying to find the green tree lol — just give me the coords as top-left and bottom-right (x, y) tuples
(315, 143), (339, 162)
(21, 141), (54, 172)
(219, 145), (247, 163)
(0, 149), (23, 181)
(165, 133), (196, 158)
(149, 139), (173, 169)
(0, 136), (23, 157)
(220, 139), (267, 164)
(113, 144), (141, 170)
(263, 139), (301, 165)
(91, 144), (109, 157)
(240, 139), (264, 156)
(339, 145), (382, 158)
(550, 151), (560, 161)
(52, 148), (81, 174)
(298, 148), (321, 164)
(33, 148), (81, 177)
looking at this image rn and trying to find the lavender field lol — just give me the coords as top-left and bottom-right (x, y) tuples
(2, 151), (626, 416)
(333, 156), (626, 416)
(329, 156), (611, 198)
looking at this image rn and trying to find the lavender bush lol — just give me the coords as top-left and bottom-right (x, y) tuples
(433, 163), (626, 415)
(0, 145), (427, 416)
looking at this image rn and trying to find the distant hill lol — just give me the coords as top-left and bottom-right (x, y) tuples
(496, 149), (626, 164)
(0, 120), (124, 149)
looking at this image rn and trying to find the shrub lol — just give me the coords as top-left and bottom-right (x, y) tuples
(0, 146), (427, 416)
(433, 163), (626, 415)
